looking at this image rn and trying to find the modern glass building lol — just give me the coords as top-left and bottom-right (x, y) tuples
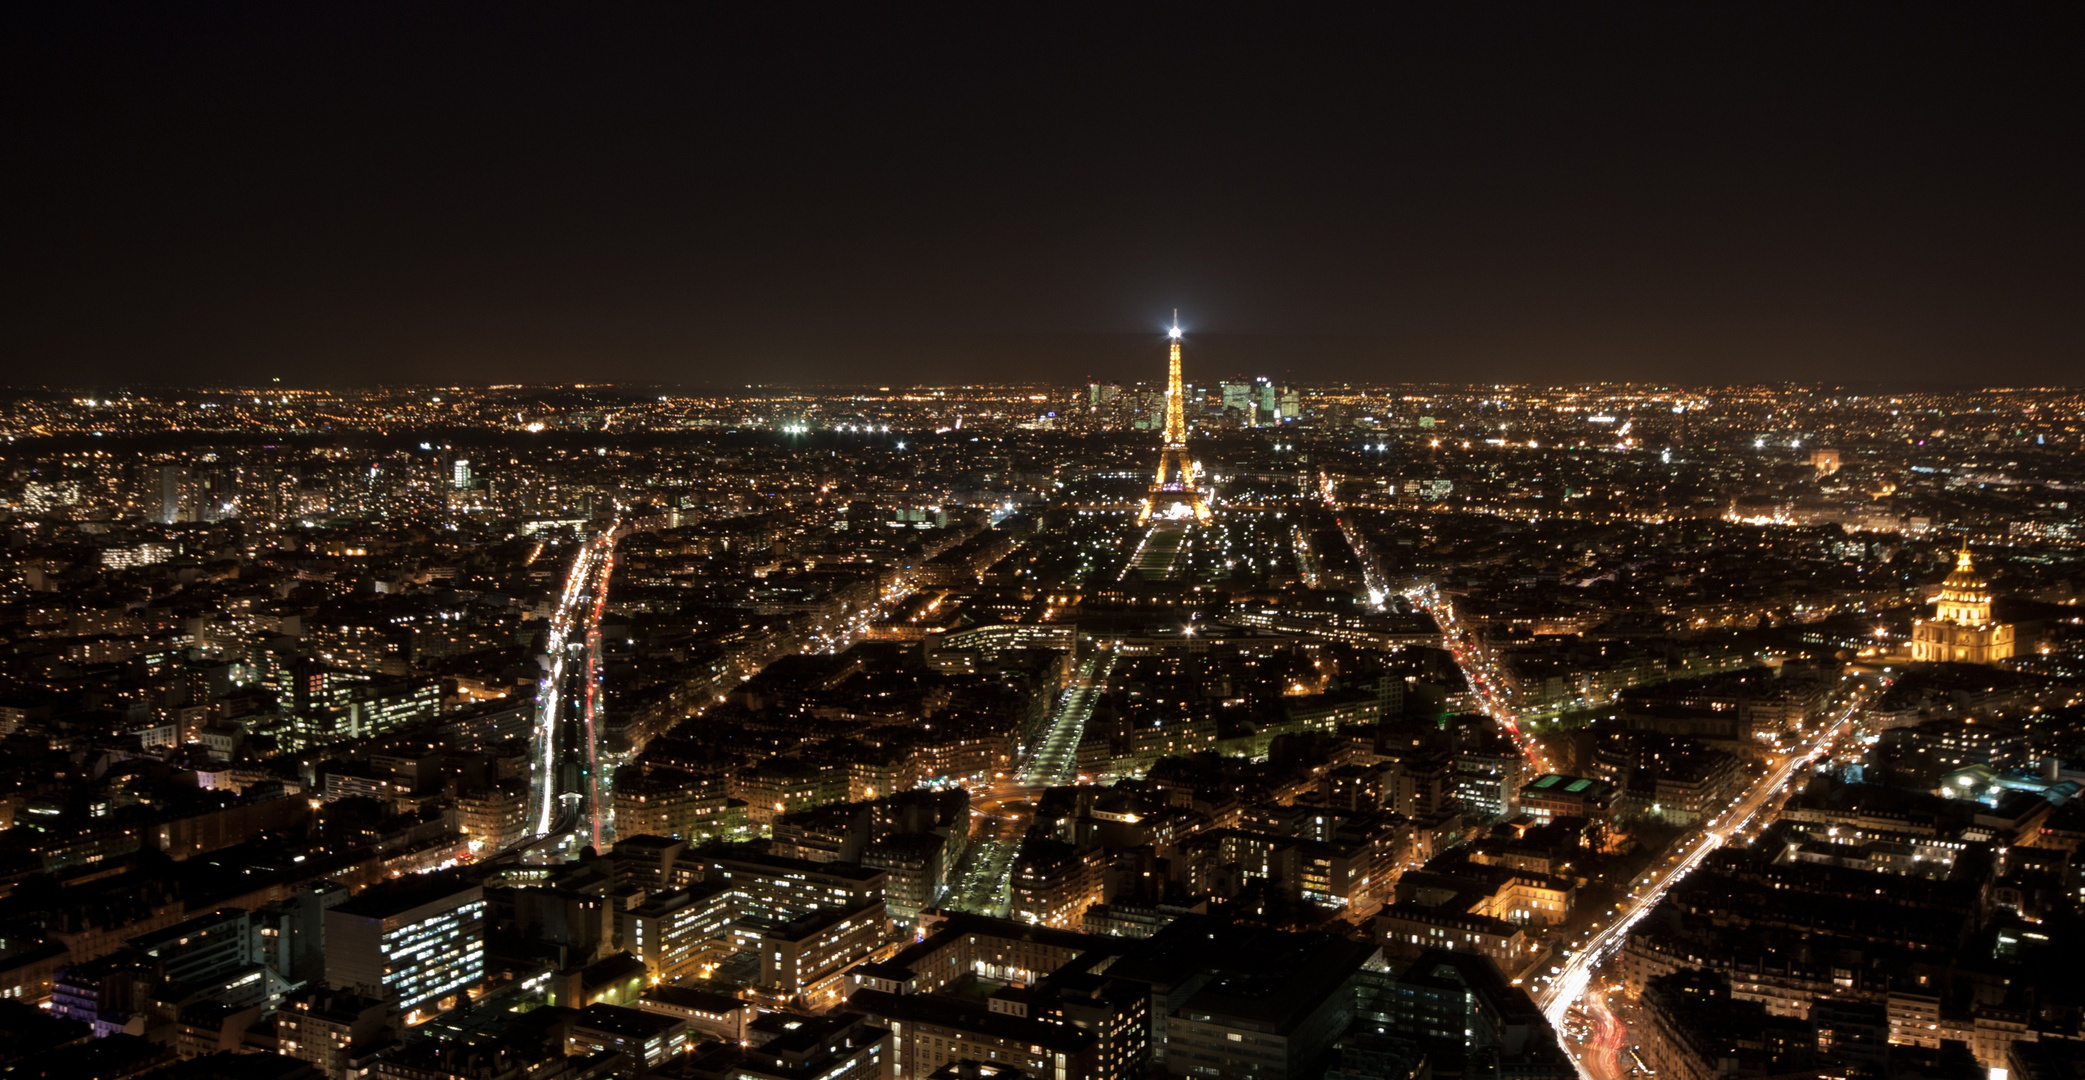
(324, 872), (486, 1017)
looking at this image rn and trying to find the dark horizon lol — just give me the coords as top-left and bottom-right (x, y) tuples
(5, 6), (2081, 388)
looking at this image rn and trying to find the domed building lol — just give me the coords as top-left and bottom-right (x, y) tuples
(1910, 545), (2015, 664)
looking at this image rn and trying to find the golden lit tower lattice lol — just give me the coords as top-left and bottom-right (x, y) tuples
(1138, 312), (1213, 525)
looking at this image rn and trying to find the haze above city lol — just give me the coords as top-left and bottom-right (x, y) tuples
(5, 7), (2081, 388)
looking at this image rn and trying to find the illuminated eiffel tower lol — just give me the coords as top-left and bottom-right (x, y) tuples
(1138, 313), (1213, 525)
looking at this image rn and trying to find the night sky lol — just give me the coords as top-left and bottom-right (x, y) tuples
(4, 6), (2080, 389)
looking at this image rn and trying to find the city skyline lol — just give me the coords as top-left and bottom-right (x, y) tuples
(0, 329), (2080, 1080)
(1, 9), (2082, 1080)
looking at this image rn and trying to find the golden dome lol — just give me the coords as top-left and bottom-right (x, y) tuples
(1941, 545), (1987, 592)
(1932, 544), (1993, 626)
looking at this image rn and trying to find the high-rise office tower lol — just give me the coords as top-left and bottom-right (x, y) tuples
(158, 465), (186, 524)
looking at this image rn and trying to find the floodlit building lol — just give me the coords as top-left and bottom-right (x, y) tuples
(324, 872), (486, 1017)
(277, 986), (392, 1080)
(1517, 773), (1616, 823)
(616, 881), (735, 980)
(1910, 546), (2015, 664)
(567, 1002), (689, 1067)
(759, 901), (890, 1011)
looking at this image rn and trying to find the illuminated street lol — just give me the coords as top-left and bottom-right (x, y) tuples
(525, 526), (621, 855)
(1019, 655), (1113, 787)
(1413, 572), (1882, 1075)
(1529, 685), (1872, 1044)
